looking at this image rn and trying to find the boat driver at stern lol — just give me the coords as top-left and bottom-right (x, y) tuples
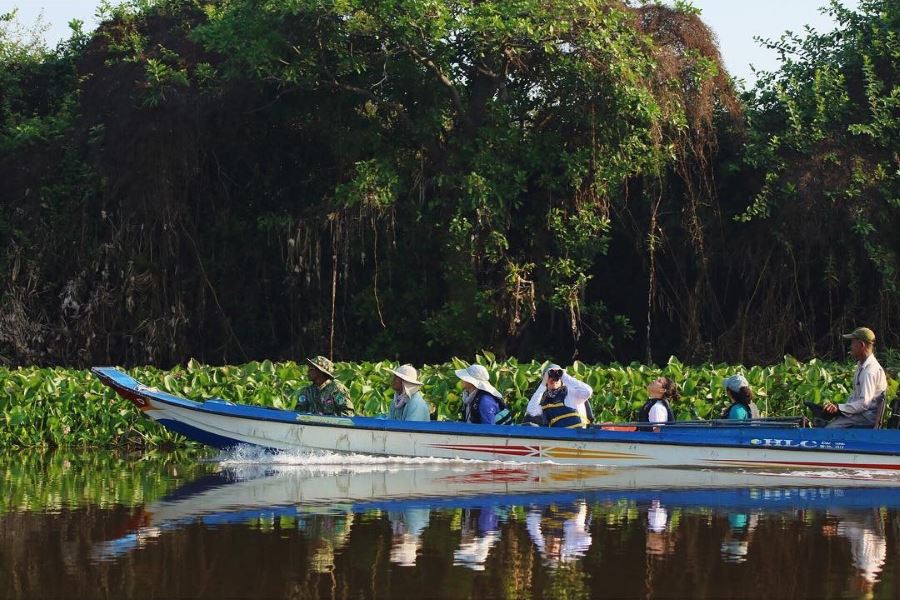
(293, 356), (356, 416)
(820, 327), (887, 429)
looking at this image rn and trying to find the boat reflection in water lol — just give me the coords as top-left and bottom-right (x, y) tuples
(388, 507), (430, 567)
(719, 512), (759, 563)
(453, 506), (502, 571)
(298, 511), (354, 573)
(526, 500), (592, 565)
(645, 499), (676, 557)
(826, 508), (887, 596)
(89, 453), (900, 596)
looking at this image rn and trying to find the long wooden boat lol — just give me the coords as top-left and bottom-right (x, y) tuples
(93, 367), (900, 472)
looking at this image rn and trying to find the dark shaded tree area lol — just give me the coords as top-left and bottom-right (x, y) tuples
(0, 0), (896, 368)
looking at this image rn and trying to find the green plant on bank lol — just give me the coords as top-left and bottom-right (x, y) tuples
(1, 354), (896, 449)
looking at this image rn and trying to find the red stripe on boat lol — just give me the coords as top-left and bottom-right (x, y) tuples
(427, 444), (539, 456)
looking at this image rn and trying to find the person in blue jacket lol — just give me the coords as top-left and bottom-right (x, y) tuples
(455, 363), (512, 425)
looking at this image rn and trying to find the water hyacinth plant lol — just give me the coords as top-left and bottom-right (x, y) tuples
(1, 354), (896, 449)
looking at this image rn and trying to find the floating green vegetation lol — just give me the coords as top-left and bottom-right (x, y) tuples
(2, 354), (895, 449)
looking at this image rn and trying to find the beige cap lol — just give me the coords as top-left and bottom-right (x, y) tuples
(842, 327), (875, 343)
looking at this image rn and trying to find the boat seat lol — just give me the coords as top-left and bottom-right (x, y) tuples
(872, 393), (887, 429)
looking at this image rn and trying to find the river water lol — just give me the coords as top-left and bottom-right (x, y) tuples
(1, 450), (898, 599)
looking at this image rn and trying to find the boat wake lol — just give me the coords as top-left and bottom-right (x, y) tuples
(205, 446), (900, 484)
(208, 444), (543, 469)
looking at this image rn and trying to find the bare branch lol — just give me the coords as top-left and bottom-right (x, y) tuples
(404, 45), (464, 113)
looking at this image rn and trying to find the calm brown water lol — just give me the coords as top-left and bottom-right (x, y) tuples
(1, 451), (898, 599)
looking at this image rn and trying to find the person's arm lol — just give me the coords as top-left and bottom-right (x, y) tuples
(294, 386), (312, 412)
(562, 374), (592, 407)
(479, 394), (499, 424)
(332, 386), (355, 416)
(387, 395), (401, 420)
(526, 384), (546, 416)
(648, 402), (668, 424)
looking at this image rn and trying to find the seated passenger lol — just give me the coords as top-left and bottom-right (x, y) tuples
(721, 374), (760, 420)
(525, 364), (593, 428)
(821, 327), (887, 429)
(294, 356), (355, 416)
(388, 364), (430, 421)
(455, 364), (512, 425)
(638, 377), (679, 426)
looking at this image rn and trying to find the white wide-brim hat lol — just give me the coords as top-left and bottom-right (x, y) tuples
(454, 364), (502, 399)
(392, 364), (423, 398)
(391, 364), (423, 386)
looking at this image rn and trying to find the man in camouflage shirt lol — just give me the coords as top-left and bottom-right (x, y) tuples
(294, 356), (355, 416)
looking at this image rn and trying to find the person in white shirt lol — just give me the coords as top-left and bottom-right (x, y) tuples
(823, 327), (887, 428)
(525, 364), (594, 428)
(638, 376), (679, 426)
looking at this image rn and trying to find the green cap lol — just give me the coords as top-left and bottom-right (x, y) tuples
(842, 327), (875, 343)
(306, 356), (335, 378)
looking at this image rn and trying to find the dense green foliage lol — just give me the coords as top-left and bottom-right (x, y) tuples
(729, 0), (900, 360)
(2, 354), (897, 448)
(0, 0), (897, 368)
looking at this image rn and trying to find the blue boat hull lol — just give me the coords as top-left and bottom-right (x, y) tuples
(93, 367), (900, 472)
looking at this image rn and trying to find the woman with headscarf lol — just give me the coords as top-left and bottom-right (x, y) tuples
(525, 364), (594, 428)
(388, 364), (430, 421)
(455, 363), (512, 425)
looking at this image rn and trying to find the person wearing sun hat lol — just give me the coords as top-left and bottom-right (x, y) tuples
(721, 374), (760, 420)
(455, 363), (513, 425)
(820, 327), (887, 428)
(293, 355), (355, 416)
(387, 364), (430, 421)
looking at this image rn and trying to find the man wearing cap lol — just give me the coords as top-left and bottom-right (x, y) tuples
(822, 327), (887, 428)
(388, 364), (430, 421)
(455, 363), (513, 425)
(294, 356), (355, 416)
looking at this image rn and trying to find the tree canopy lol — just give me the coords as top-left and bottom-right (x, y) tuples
(0, 0), (896, 368)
